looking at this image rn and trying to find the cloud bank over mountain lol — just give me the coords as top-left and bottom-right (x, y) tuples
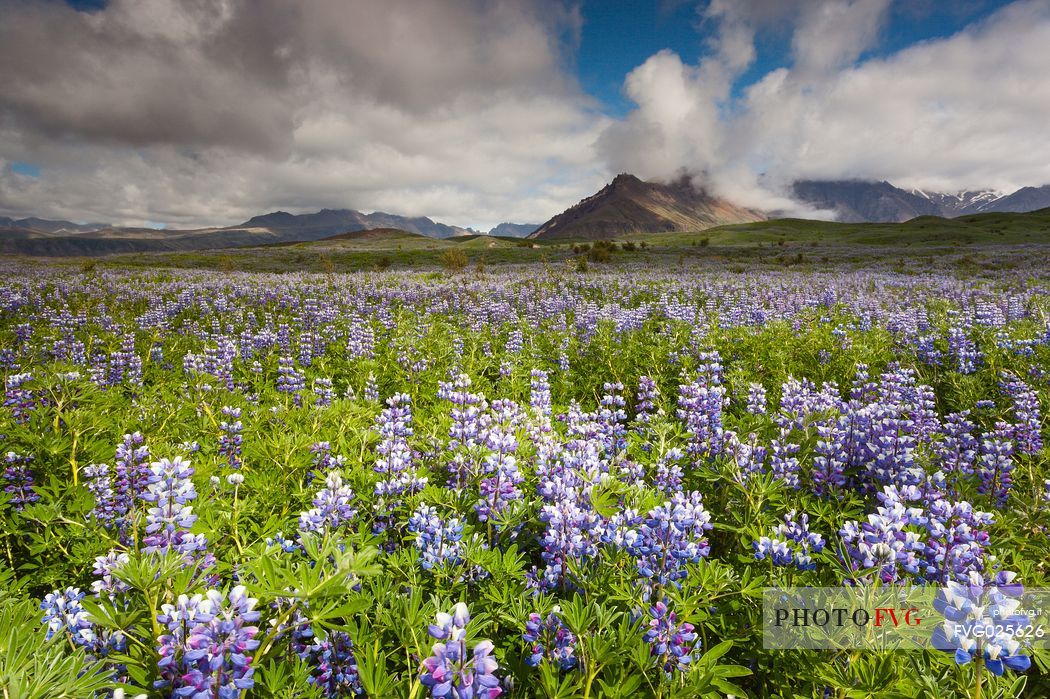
(601, 0), (1050, 213)
(2, 0), (1050, 228)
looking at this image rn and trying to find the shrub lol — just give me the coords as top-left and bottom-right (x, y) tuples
(440, 249), (469, 272)
(588, 245), (611, 263)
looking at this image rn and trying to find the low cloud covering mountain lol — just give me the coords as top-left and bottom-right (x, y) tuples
(793, 180), (1050, 222)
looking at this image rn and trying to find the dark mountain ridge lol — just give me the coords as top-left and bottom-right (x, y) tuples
(528, 173), (766, 240)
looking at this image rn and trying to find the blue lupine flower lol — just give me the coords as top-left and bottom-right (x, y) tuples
(313, 378), (334, 407)
(523, 611), (576, 669)
(140, 456), (211, 563)
(947, 324), (981, 374)
(677, 361), (726, 460)
(408, 505), (465, 571)
(529, 369), (552, 418)
(299, 470), (357, 534)
(3, 451), (39, 510)
(373, 393), (426, 497)
(301, 630), (363, 696)
(932, 571), (1031, 675)
(3, 373), (35, 424)
(745, 382), (766, 416)
(754, 510), (825, 571)
(218, 406), (243, 469)
(632, 491), (712, 587)
(644, 601), (698, 675)
(421, 603), (502, 699)
(41, 587), (98, 648)
(977, 426), (1015, 506)
(91, 550), (131, 598)
(156, 585), (260, 698)
(635, 375), (660, 423)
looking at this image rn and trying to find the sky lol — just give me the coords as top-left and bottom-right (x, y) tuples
(0, 0), (1047, 229)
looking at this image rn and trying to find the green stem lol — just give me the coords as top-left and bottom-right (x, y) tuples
(974, 652), (983, 699)
(255, 603), (300, 664)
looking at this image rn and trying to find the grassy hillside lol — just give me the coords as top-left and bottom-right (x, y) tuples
(649, 208), (1050, 247)
(44, 208), (1050, 275)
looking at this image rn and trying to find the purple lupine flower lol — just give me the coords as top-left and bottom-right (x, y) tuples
(308, 441), (346, 482)
(84, 462), (120, 526)
(839, 501), (924, 584)
(1001, 373), (1043, 456)
(922, 497), (994, 583)
(373, 394), (426, 497)
(299, 470), (357, 534)
(421, 603), (502, 699)
(505, 328), (524, 354)
(313, 378), (334, 408)
(597, 382), (628, 455)
(932, 570), (1031, 675)
(534, 497), (601, 591)
(408, 505), (465, 570)
(3, 373), (35, 424)
(745, 382), (766, 416)
(439, 374), (487, 438)
(977, 425), (1015, 506)
(91, 550), (132, 598)
(114, 432), (151, 514)
(850, 364), (877, 403)
(476, 422), (523, 525)
(140, 457), (210, 561)
(523, 611), (576, 669)
(300, 631), (363, 696)
(156, 586), (260, 698)
(768, 430), (801, 489)
(3, 451), (39, 510)
(863, 406), (919, 488)
(277, 356), (306, 403)
(265, 530), (302, 555)
(812, 418), (849, 494)
(632, 491), (712, 587)
(41, 587), (98, 648)
(530, 369), (552, 418)
(723, 431), (767, 481)
(754, 510), (825, 571)
(635, 375), (661, 423)
(218, 406), (243, 469)
(948, 324), (981, 374)
(644, 601), (698, 675)
(676, 360), (726, 460)
(653, 448), (685, 495)
(935, 412), (978, 479)
(364, 374), (379, 402)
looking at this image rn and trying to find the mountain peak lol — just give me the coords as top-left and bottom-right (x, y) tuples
(610, 172), (643, 186)
(529, 173), (764, 240)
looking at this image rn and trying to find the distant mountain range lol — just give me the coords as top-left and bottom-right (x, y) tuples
(528, 173), (765, 240)
(0, 216), (110, 234)
(0, 208), (494, 256)
(792, 180), (1050, 222)
(488, 222), (539, 238)
(4, 177), (1050, 255)
(241, 208), (473, 240)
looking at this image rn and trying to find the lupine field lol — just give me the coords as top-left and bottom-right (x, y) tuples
(3, 261), (1050, 699)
